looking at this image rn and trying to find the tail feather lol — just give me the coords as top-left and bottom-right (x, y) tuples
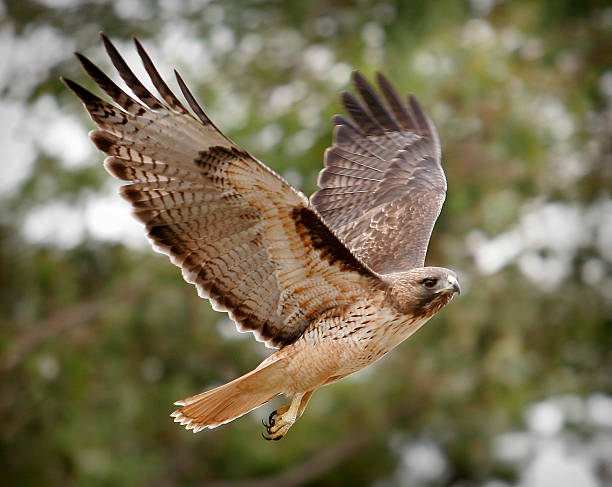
(171, 361), (282, 433)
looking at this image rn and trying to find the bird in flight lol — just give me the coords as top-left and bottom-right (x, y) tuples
(63, 34), (460, 440)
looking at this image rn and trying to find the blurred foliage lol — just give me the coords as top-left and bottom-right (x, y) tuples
(1, 0), (611, 486)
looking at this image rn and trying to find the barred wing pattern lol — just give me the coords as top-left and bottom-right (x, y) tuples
(62, 35), (376, 348)
(311, 72), (446, 275)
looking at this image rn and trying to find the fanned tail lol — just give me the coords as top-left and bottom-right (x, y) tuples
(171, 361), (283, 433)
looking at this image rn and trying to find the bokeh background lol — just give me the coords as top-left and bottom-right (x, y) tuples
(1, 0), (611, 485)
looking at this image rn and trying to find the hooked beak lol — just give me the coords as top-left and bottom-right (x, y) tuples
(439, 275), (460, 295)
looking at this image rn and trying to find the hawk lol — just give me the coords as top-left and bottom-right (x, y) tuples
(63, 34), (460, 440)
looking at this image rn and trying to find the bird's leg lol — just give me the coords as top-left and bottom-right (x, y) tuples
(263, 390), (314, 440)
(296, 390), (313, 417)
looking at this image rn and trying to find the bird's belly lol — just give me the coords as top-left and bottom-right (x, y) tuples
(279, 308), (431, 393)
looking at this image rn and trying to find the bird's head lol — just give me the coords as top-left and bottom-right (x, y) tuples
(383, 267), (460, 317)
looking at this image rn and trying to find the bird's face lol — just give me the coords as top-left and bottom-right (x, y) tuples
(418, 268), (460, 296)
(384, 267), (460, 316)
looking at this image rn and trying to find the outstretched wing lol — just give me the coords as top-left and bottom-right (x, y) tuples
(311, 72), (446, 275)
(63, 35), (377, 348)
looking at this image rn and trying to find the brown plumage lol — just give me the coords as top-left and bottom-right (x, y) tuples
(63, 34), (460, 439)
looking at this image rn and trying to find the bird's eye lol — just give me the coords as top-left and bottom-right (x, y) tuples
(423, 278), (438, 289)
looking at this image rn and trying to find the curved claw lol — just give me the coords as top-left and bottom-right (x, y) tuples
(261, 431), (284, 441)
(268, 410), (277, 427)
(261, 408), (287, 440)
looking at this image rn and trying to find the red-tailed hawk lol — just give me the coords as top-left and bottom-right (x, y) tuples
(63, 34), (460, 440)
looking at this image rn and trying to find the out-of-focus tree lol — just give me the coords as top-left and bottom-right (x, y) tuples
(1, 1), (611, 486)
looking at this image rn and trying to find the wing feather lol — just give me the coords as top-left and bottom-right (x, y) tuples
(101, 33), (165, 110)
(311, 72), (446, 274)
(340, 91), (384, 136)
(174, 69), (216, 126)
(352, 71), (401, 131)
(133, 37), (190, 114)
(64, 35), (378, 348)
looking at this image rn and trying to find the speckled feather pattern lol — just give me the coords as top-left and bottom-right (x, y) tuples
(277, 294), (435, 393)
(63, 36), (458, 435)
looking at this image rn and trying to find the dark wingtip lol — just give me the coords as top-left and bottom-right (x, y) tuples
(99, 32), (112, 50)
(408, 94), (427, 129)
(60, 75), (73, 91)
(339, 90), (354, 111)
(375, 71), (390, 87)
(174, 68), (212, 124)
(133, 36), (144, 51)
(351, 70), (366, 84)
(74, 51), (96, 73)
(409, 93), (426, 112)
(100, 32), (118, 56)
(61, 76), (93, 100)
(351, 71), (365, 91)
(339, 90), (352, 105)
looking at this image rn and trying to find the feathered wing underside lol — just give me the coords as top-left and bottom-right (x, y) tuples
(63, 35), (377, 348)
(311, 72), (447, 274)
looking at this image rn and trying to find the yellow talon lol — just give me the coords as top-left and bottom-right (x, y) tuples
(262, 391), (313, 440)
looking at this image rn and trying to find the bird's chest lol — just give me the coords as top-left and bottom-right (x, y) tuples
(309, 302), (430, 372)
(281, 302), (433, 392)
(353, 309), (430, 364)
